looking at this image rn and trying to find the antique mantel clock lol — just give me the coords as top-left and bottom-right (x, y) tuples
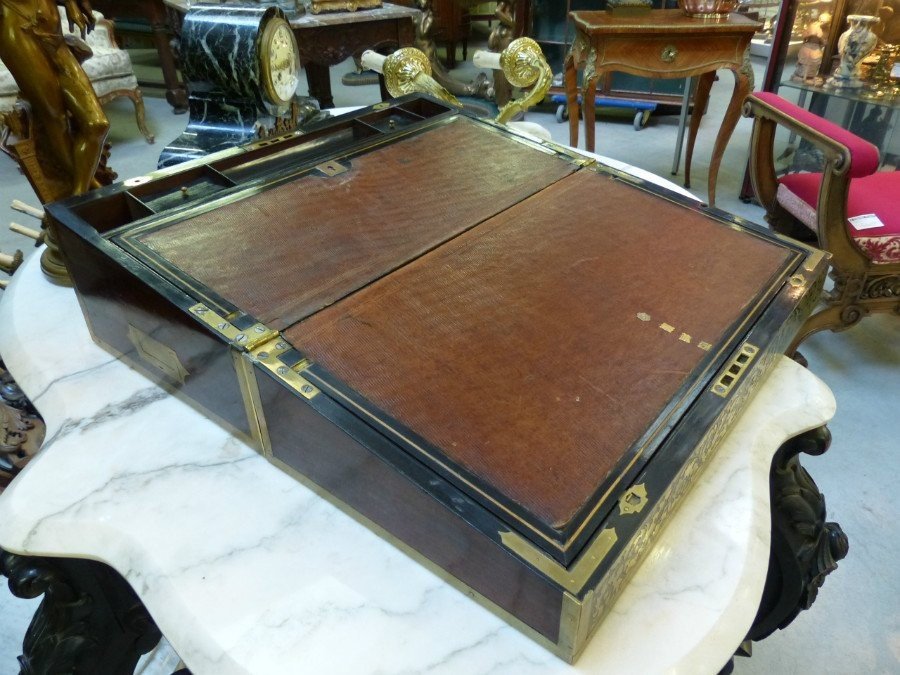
(160, 4), (322, 167)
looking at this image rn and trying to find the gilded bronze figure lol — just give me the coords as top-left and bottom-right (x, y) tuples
(0, 0), (112, 282)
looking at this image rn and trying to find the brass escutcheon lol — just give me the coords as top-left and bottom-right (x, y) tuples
(661, 45), (678, 63)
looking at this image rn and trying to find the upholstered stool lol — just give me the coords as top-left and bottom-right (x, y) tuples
(0, 8), (154, 144)
(745, 91), (900, 352)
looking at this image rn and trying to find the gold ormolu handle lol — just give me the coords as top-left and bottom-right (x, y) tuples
(381, 48), (462, 107)
(494, 37), (553, 125)
(661, 45), (678, 63)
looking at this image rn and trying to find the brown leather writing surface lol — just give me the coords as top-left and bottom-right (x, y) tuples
(285, 169), (792, 534)
(137, 118), (575, 330)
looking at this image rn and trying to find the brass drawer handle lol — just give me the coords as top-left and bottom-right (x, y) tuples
(660, 45), (678, 63)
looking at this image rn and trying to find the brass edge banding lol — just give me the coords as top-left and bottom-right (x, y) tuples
(803, 248), (830, 273)
(558, 592), (585, 662)
(570, 287), (818, 655)
(232, 351), (272, 457)
(499, 527), (618, 593)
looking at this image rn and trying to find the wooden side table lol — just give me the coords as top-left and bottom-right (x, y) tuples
(563, 10), (760, 206)
(291, 4), (419, 109)
(93, 0), (189, 113)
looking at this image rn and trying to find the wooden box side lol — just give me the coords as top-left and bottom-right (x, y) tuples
(248, 361), (569, 646)
(53, 219), (255, 445)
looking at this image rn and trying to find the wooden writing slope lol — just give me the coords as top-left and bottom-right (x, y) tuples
(49, 95), (826, 662)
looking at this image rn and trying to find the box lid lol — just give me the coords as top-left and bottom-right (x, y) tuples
(53, 98), (808, 565)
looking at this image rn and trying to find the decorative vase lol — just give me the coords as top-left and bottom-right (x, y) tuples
(825, 15), (879, 89)
(678, 0), (738, 19)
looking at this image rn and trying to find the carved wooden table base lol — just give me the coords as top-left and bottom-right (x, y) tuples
(721, 425), (848, 673)
(0, 361), (44, 491)
(0, 552), (162, 674)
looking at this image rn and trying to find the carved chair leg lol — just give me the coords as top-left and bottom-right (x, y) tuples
(129, 89), (156, 145)
(787, 302), (866, 354)
(0, 550), (162, 674)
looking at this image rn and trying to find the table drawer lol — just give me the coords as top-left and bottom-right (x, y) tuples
(596, 35), (742, 75)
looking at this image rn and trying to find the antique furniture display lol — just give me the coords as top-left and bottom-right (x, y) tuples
(163, 0), (419, 110)
(745, 92), (899, 350)
(0, 8), (154, 143)
(48, 94), (828, 661)
(158, 5), (323, 168)
(740, 0), (899, 200)
(531, 1), (689, 124)
(91, 0), (188, 113)
(430, 0), (471, 68)
(564, 9), (760, 206)
(0, 252), (844, 672)
(291, 2), (420, 108)
(362, 36), (552, 123)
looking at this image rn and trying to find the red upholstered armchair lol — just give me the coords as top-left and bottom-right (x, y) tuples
(744, 92), (899, 353)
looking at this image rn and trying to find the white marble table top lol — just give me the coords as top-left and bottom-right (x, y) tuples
(0, 253), (835, 674)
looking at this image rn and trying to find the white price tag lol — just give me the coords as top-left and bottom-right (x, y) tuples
(848, 213), (885, 231)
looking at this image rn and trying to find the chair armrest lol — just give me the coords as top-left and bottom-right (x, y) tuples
(747, 92), (880, 179)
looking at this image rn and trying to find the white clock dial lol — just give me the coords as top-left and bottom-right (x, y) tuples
(261, 19), (301, 107)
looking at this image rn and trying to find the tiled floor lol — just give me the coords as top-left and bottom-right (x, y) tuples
(0, 49), (897, 675)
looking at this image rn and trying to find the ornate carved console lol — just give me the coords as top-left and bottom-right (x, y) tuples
(0, 361), (44, 491)
(0, 552), (162, 674)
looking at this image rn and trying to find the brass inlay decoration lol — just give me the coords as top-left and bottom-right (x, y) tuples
(618, 484), (648, 515)
(250, 337), (320, 401)
(641, 313), (712, 352)
(315, 160), (349, 177)
(660, 45), (678, 63)
(499, 527), (618, 593)
(711, 342), (759, 398)
(127, 324), (189, 385)
(189, 304), (276, 351)
(232, 351), (272, 457)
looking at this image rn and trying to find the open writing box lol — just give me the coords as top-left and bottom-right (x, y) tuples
(49, 94), (827, 662)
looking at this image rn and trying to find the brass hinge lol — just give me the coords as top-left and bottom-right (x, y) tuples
(189, 303), (277, 351)
(710, 342), (759, 398)
(250, 336), (320, 400)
